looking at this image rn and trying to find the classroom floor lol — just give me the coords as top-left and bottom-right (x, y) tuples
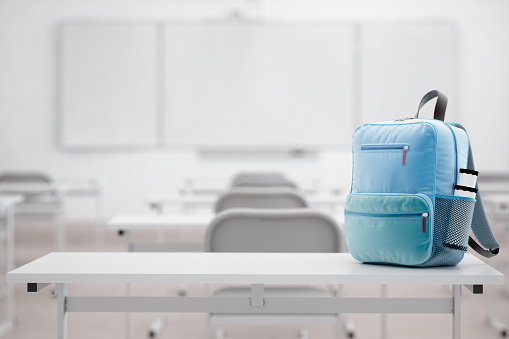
(1, 221), (508, 339)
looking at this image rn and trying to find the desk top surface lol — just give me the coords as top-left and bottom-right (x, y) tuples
(106, 212), (344, 230)
(0, 183), (62, 193)
(0, 194), (24, 207)
(107, 214), (215, 229)
(144, 194), (345, 205)
(7, 252), (503, 285)
(0, 183), (96, 195)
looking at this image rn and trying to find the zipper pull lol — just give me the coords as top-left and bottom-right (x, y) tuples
(422, 212), (428, 233)
(402, 146), (409, 165)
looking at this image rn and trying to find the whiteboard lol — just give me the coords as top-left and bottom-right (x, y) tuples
(163, 23), (355, 148)
(360, 22), (456, 124)
(59, 23), (159, 148)
(58, 21), (457, 151)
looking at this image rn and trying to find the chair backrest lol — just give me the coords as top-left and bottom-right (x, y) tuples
(214, 187), (309, 213)
(230, 172), (297, 189)
(0, 172), (52, 183)
(205, 208), (342, 253)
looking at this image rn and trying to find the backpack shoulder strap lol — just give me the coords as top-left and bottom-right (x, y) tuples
(453, 123), (499, 258)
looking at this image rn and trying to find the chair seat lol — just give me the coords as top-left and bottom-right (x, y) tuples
(210, 286), (337, 324)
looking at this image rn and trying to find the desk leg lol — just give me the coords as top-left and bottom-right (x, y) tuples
(95, 190), (104, 250)
(55, 198), (65, 252)
(6, 205), (15, 325)
(126, 283), (131, 339)
(381, 284), (387, 339)
(56, 283), (67, 339)
(126, 231), (132, 339)
(452, 285), (461, 339)
(0, 205), (17, 337)
(149, 206), (168, 338)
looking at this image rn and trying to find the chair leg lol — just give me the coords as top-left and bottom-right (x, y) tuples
(215, 326), (226, 339)
(485, 314), (508, 337)
(342, 316), (355, 338)
(335, 285), (355, 338)
(177, 284), (188, 296)
(298, 326), (309, 339)
(147, 316), (167, 338)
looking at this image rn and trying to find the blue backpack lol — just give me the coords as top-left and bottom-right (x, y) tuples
(344, 90), (500, 267)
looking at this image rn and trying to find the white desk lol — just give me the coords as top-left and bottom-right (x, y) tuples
(107, 213), (345, 251)
(144, 195), (216, 213)
(177, 179), (344, 198)
(0, 181), (103, 250)
(0, 183), (67, 252)
(107, 214), (214, 252)
(0, 195), (24, 337)
(144, 195), (345, 214)
(0, 182), (100, 196)
(108, 214), (213, 231)
(7, 252), (504, 339)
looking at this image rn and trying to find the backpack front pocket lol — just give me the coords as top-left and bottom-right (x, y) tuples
(344, 193), (433, 266)
(361, 143), (410, 165)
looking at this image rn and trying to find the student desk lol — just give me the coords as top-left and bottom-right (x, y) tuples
(107, 213), (345, 252)
(143, 195), (346, 214)
(0, 182), (103, 250)
(107, 214), (214, 252)
(7, 252), (504, 339)
(177, 187), (344, 199)
(107, 214), (213, 232)
(0, 194), (24, 337)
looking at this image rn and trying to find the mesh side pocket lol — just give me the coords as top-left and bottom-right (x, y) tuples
(436, 196), (475, 252)
(418, 196), (475, 267)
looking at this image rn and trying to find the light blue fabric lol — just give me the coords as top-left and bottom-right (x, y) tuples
(429, 120), (457, 196)
(345, 193), (433, 266)
(351, 121), (437, 202)
(347, 118), (475, 267)
(447, 123), (470, 183)
(351, 119), (458, 203)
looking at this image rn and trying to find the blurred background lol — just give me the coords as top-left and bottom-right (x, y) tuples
(0, 0), (508, 338)
(0, 0), (507, 218)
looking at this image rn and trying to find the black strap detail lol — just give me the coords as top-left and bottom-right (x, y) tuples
(414, 90), (448, 121)
(454, 185), (478, 193)
(459, 168), (479, 176)
(468, 237), (500, 258)
(443, 243), (468, 252)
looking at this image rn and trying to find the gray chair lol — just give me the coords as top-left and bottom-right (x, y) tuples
(230, 172), (298, 189)
(205, 208), (347, 339)
(214, 187), (309, 213)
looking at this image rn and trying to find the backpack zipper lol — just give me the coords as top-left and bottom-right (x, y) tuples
(421, 212), (428, 233)
(344, 210), (428, 233)
(360, 144), (409, 166)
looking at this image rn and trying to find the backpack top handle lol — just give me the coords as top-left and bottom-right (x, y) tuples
(414, 90), (448, 121)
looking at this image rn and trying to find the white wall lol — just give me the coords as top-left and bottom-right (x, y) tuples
(0, 0), (508, 219)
